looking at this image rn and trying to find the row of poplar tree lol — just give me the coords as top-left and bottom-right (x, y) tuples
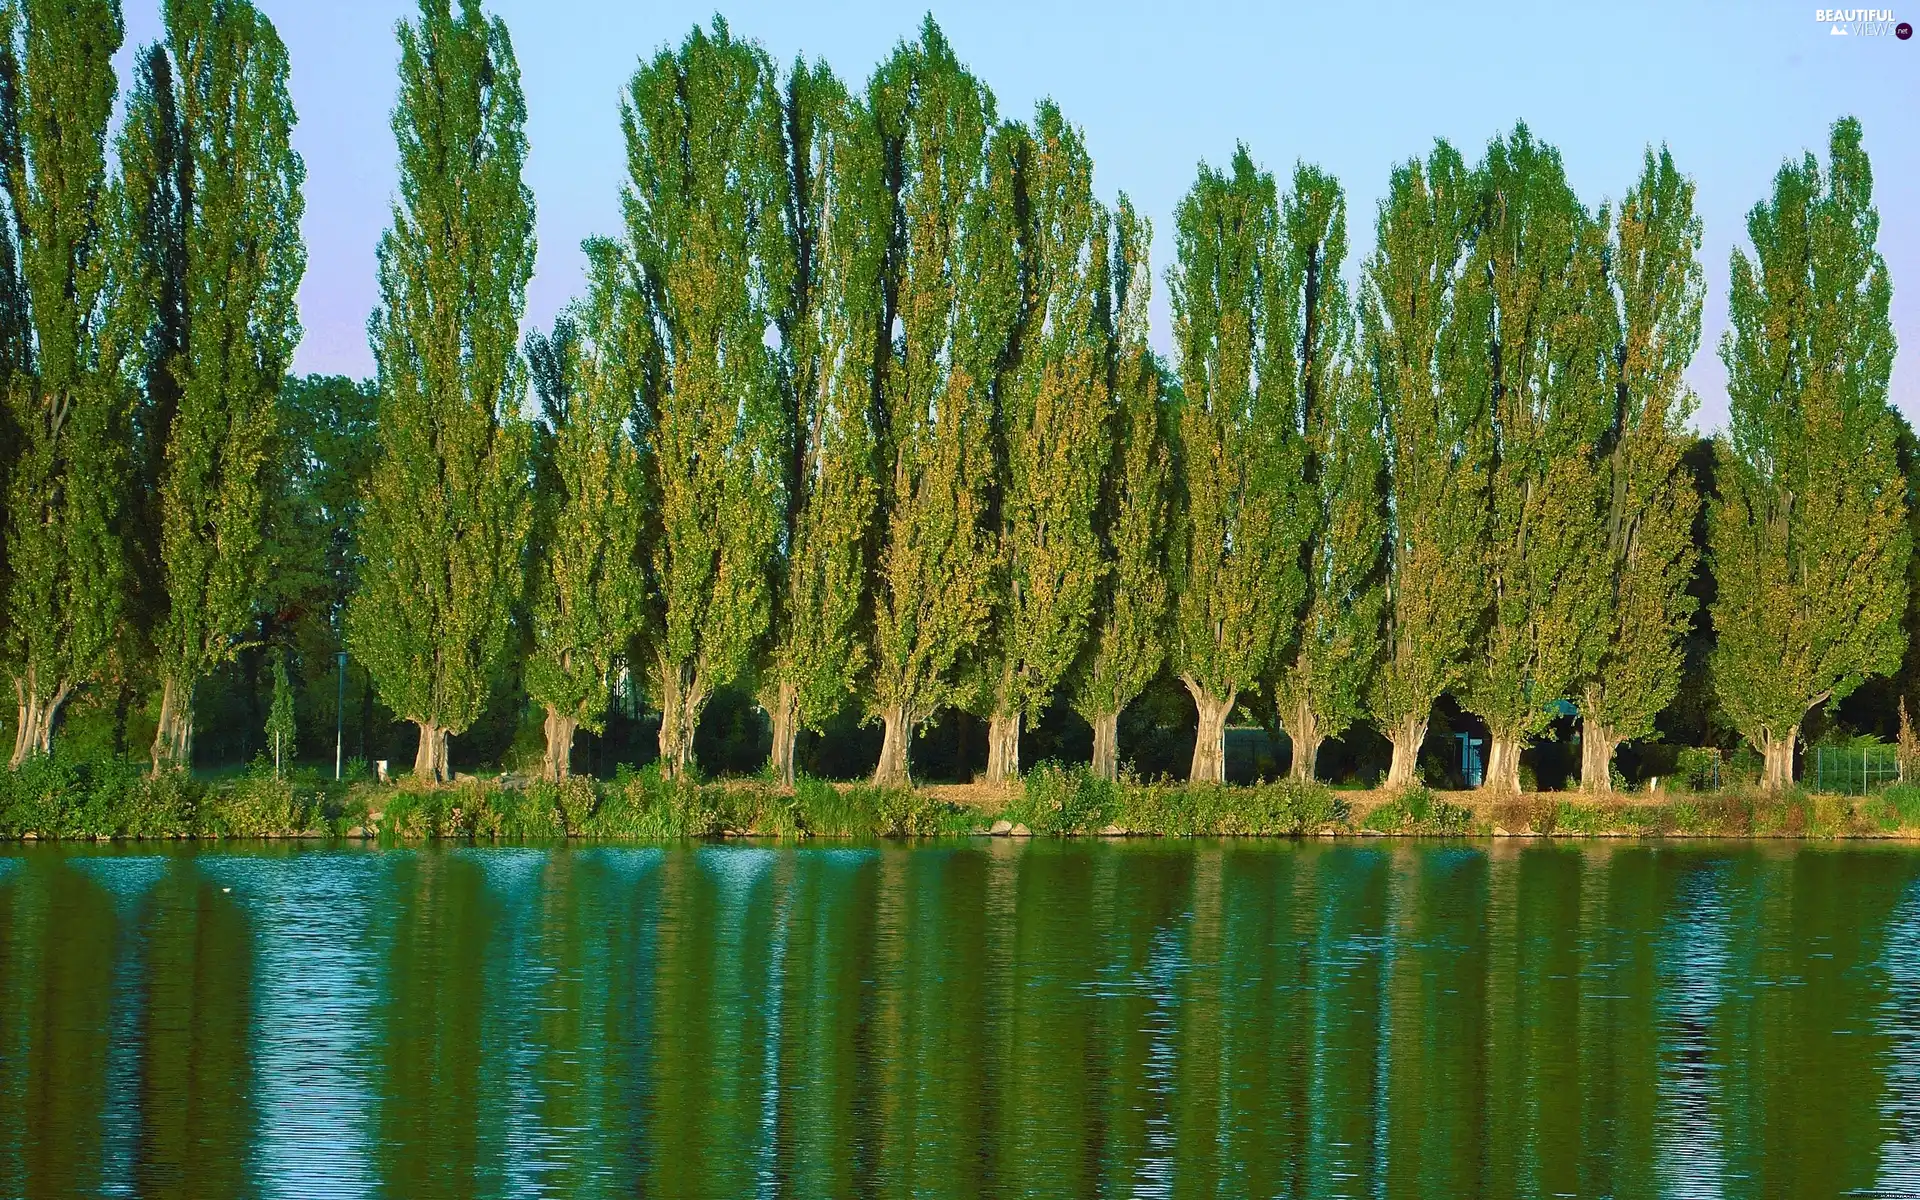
(0, 0), (1904, 793)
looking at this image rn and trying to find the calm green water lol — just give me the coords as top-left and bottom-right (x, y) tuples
(1, 841), (1918, 1198)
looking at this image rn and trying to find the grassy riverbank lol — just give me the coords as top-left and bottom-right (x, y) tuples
(7, 755), (1920, 841)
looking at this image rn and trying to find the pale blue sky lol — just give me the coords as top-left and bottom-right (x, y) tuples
(118, 0), (1918, 430)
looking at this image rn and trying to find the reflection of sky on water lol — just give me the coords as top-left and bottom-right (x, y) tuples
(1657, 861), (1731, 1200)
(9, 842), (1920, 1198)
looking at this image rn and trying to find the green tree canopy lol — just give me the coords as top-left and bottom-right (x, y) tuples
(1072, 196), (1171, 782)
(0, 0), (131, 765)
(135, 0), (307, 772)
(348, 0), (535, 782)
(760, 59), (883, 786)
(1364, 141), (1486, 790)
(1458, 125), (1614, 793)
(977, 100), (1112, 783)
(1580, 147), (1704, 791)
(864, 19), (1012, 787)
(1168, 145), (1310, 783)
(619, 18), (786, 780)
(1711, 116), (1907, 789)
(1269, 163), (1385, 782)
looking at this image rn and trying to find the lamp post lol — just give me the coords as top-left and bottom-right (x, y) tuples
(335, 650), (348, 780)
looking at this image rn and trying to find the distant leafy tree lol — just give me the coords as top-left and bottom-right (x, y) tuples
(1364, 142), (1486, 790)
(349, 0), (535, 782)
(523, 294), (645, 781)
(977, 101), (1111, 782)
(128, 0), (307, 772)
(266, 647), (295, 776)
(619, 19), (786, 780)
(0, 0), (132, 765)
(1580, 148), (1703, 791)
(1711, 117), (1907, 790)
(760, 60), (882, 786)
(1269, 164), (1384, 781)
(1072, 197), (1171, 782)
(1167, 145), (1309, 783)
(864, 20), (1013, 786)
(1458, 126), (1614, 793)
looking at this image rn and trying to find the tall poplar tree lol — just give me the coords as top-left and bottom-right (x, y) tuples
(348, 0), (535, 782)
(1167, 146), (1308, 783)
(1711, 117), (1906, 790)
(978, 100), (1111, 783)
(1580, 148), (1703, 790)
(136, 0), (306, 772)
(761, 60), (882, 786)
(0, 0), (131, 765)
(621, 18), (785, 780)
(523, 288), (645, 781)
(1072, 196), (1170, 782)
(1365, 142), (1486, 790)
(864, 21), (1011, 787)
(1458, 127), (1613, 793)
(1269, 164), (1384, 781)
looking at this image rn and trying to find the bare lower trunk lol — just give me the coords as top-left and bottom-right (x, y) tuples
(413, 720), (448, 783)
(1385, 712), (1428, 790)
(151, 675), (195, 774)
(1183, 676), (1235, 785)
(655, 664), (710, 782)
(1284, 698), (1322, 783)
(1090, 709), (1120, 782)
(872, 703), (912, 788)
(1481, 733), (1523, 794)
(768, 682), (799, 788)
(1761, 724), (1798, 791)
(11, 674), (71, 768)
(1580, 714), (1621, 793)
(983, 709), (1021, 784)
(542, 706), (579, 782)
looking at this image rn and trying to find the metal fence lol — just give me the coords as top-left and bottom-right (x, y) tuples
(1811, 744), (1902, 795)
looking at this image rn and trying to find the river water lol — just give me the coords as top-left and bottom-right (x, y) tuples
(2, 840), (1918, 1198)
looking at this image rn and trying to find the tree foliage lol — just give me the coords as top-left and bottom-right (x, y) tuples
(977, 100), (1112, 781)
(863, 20), (1012, 786)
(0, 0), (131, 765)
(1364, 141), (1486, 789)
(1168, 145), (1310, 783)
(760, 58), (882, 785)
(1270, 164), (1384, 782)
(619, 18), (785, 780)
(134, 0), (306, 772)
(1458, 125), (1615, 792)
(1581, 147), (1704, 790)
(348, 0), (535, 782)
(1072, 196), (1170, 782)
(1711, 117), (1907, 789)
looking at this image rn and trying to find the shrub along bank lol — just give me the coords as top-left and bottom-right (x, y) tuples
(6, 757), (1920, 842)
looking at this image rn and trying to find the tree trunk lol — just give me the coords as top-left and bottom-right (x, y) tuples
(1090, 709), (1121, 782)
(1762, 724), (1798, 791)
(11, 674), (70, 768)
(1385, 712), (1428, 789)
(542, 706), (578, 782)
(151, 675), (195, 774)
(1579, 714), (1621, 793)
(767, 681), (800, 788)
(1183, 677), (1235, 785)
(1284, 698), (1322, 783)
(872, 703), (912, 788)
(1481, 733), (1523, 794)
(413, 720), (445, 783)
(655, 665), (708, 781)
(983, 709), (1021, 784)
